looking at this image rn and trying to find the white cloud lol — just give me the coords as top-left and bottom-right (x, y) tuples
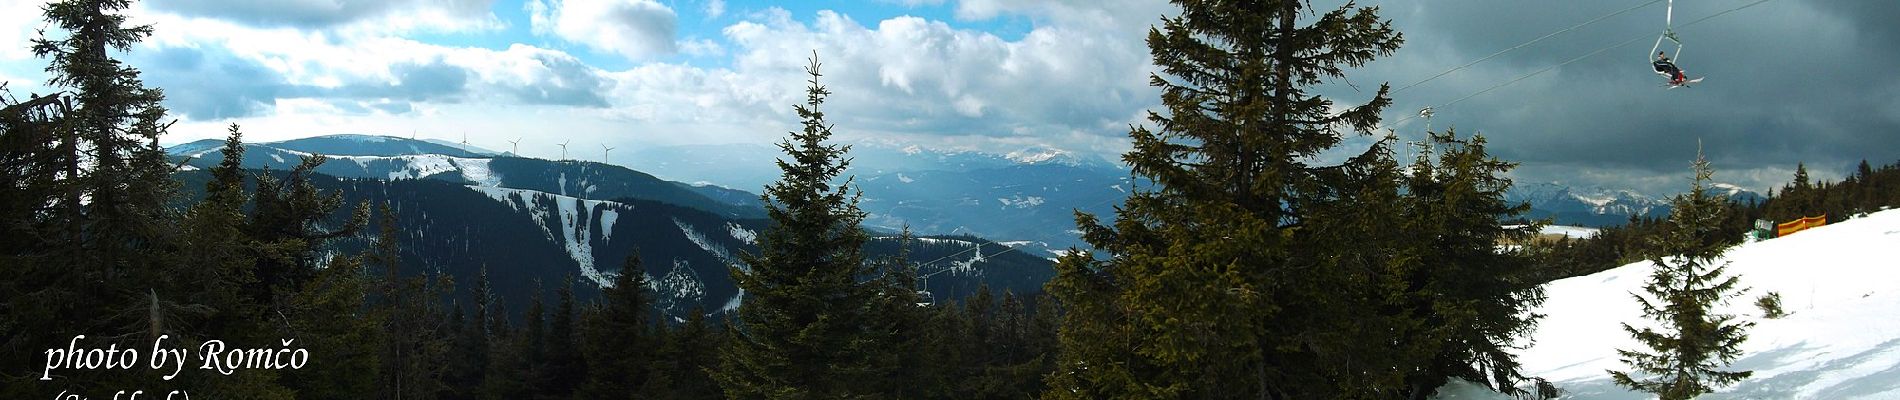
(144, 0), (502, 33)
(703, 8), (1160, 154)
(0, 0), (42, 61)
(705, 0), (725, 19)
(679, 37), (723, 56)
(528, 0), (679, 61)
(12, 0), (1169, 164)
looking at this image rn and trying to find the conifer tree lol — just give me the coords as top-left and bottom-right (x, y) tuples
(579, 253), (654, 398)
(1, 0), (178, 393)
(646, 307), (724, 400)
(372, 203), (453, 399)
(1610, 148), (1753, 399)
(1395, 131), (1546, 398)
(715, 53), (894, 399)
(30, 0), (176, 284)
(1044, 0), (1401, 398)
(246, 153), (369, 306)
(282, 252), (381, 399)
(444, 266), (494, 400)
(541, 276), (586, 398)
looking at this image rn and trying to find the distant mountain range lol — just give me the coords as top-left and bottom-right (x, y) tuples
(1506, 181), (1765, 226)
(626, 141), (1130, 257)
(163, 134), (1769, 318)
(166, 135), (1055, 321)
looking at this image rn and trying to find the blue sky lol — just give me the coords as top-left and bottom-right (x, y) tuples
(1, 0), (1895, 196)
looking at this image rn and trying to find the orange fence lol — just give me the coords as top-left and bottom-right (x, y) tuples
(1775, 214), (1828, 237)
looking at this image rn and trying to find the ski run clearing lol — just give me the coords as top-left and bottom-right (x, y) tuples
(1439, 208), (1900, 399)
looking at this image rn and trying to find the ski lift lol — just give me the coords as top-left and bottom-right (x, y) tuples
(914, 273), (937, 307)
(1648, 0), (1700, 86)
(915, 290), (936, 307)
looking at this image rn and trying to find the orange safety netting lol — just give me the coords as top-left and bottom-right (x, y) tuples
(1775, 214), (1828, 237)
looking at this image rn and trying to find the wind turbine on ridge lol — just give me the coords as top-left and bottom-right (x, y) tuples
(601, 144), (615, 164)
(557, 139), (571, 160)
(506, 137), (521, 156)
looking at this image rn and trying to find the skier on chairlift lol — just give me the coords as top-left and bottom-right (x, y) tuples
(1653, 51), (1687, 85)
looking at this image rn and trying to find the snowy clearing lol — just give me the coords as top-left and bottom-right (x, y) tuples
(1439, 208), (1900, 399)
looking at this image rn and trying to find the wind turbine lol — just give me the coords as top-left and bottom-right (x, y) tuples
(601, 144), (615, 164)
(557, 139), (571, 160)
(506, 137), (521, 156)
(460, 131), (469, 153)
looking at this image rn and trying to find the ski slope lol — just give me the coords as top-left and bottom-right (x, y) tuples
(1440, 208), (1900, 399)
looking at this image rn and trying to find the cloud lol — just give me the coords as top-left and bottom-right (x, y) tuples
(1244, 0), (1897, 195)
(529, 0), (679, 61)
(139, 46), (289, 120)
(145, 0), (499, 32)
(698, 7), (1160, 156)
(705, 0), (725, 19)
(134, 46), (476, 119)
(505, 51), (613, 107)
(104, 5), (622, 123)
(0, 0), (43, 61)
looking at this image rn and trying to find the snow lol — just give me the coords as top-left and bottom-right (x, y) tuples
(317, 153), (462, 180)
(726, 222), (757, 245)
(912, 237), (976, 247)
(466, 186), (620, 287)
(597, 208), (619, 243)
(392, 154), (456, 180)
(1006, 147), (1067, 164)
(898, 173), (914, 183)
(331, 134), (388, 143)
(1712, 182), (1760, 198)
(722, 290), (745, 312)
(997, 195), (1045, 209)
(674, 218), (745, 272)
(662, 259), (706, 300)
(270, 153), (284, 163)
(1506, 224), (1601, 239)
(454, 157), (501, 187)
(1438, 209), (1900, 399)
(946, 243), (987, 275)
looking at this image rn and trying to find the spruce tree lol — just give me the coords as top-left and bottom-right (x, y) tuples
(372, 203), (453, 399)
(1395, 131), (1546, 398)
(541, 276), (586, 398)
(30, 0), (176, 284)
(444, 266), (494, 400)
(579, 253), (654, 398)
(646, 307), (724, 399)
(1610, 149), (1753, 399)
(714, 53), (893, 399)
(1044, 0), (1401, 398)
(2, 1), (203, 395)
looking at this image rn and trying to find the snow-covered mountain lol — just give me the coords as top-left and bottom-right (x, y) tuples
(1508, 182), (1671, 223)
(1437, 208), (1900, 399)
(170, 136), (764, 218)
(166, 135), (1056, 320)
(626, 141), (1130, 257)
(1508, 182), (1764, 226)
(626, 141), (1117, 194)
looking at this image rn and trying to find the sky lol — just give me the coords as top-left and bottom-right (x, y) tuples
(0, 0), (1894, 196)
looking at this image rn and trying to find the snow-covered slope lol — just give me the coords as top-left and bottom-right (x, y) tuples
(1440, 208), (1900, 399)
